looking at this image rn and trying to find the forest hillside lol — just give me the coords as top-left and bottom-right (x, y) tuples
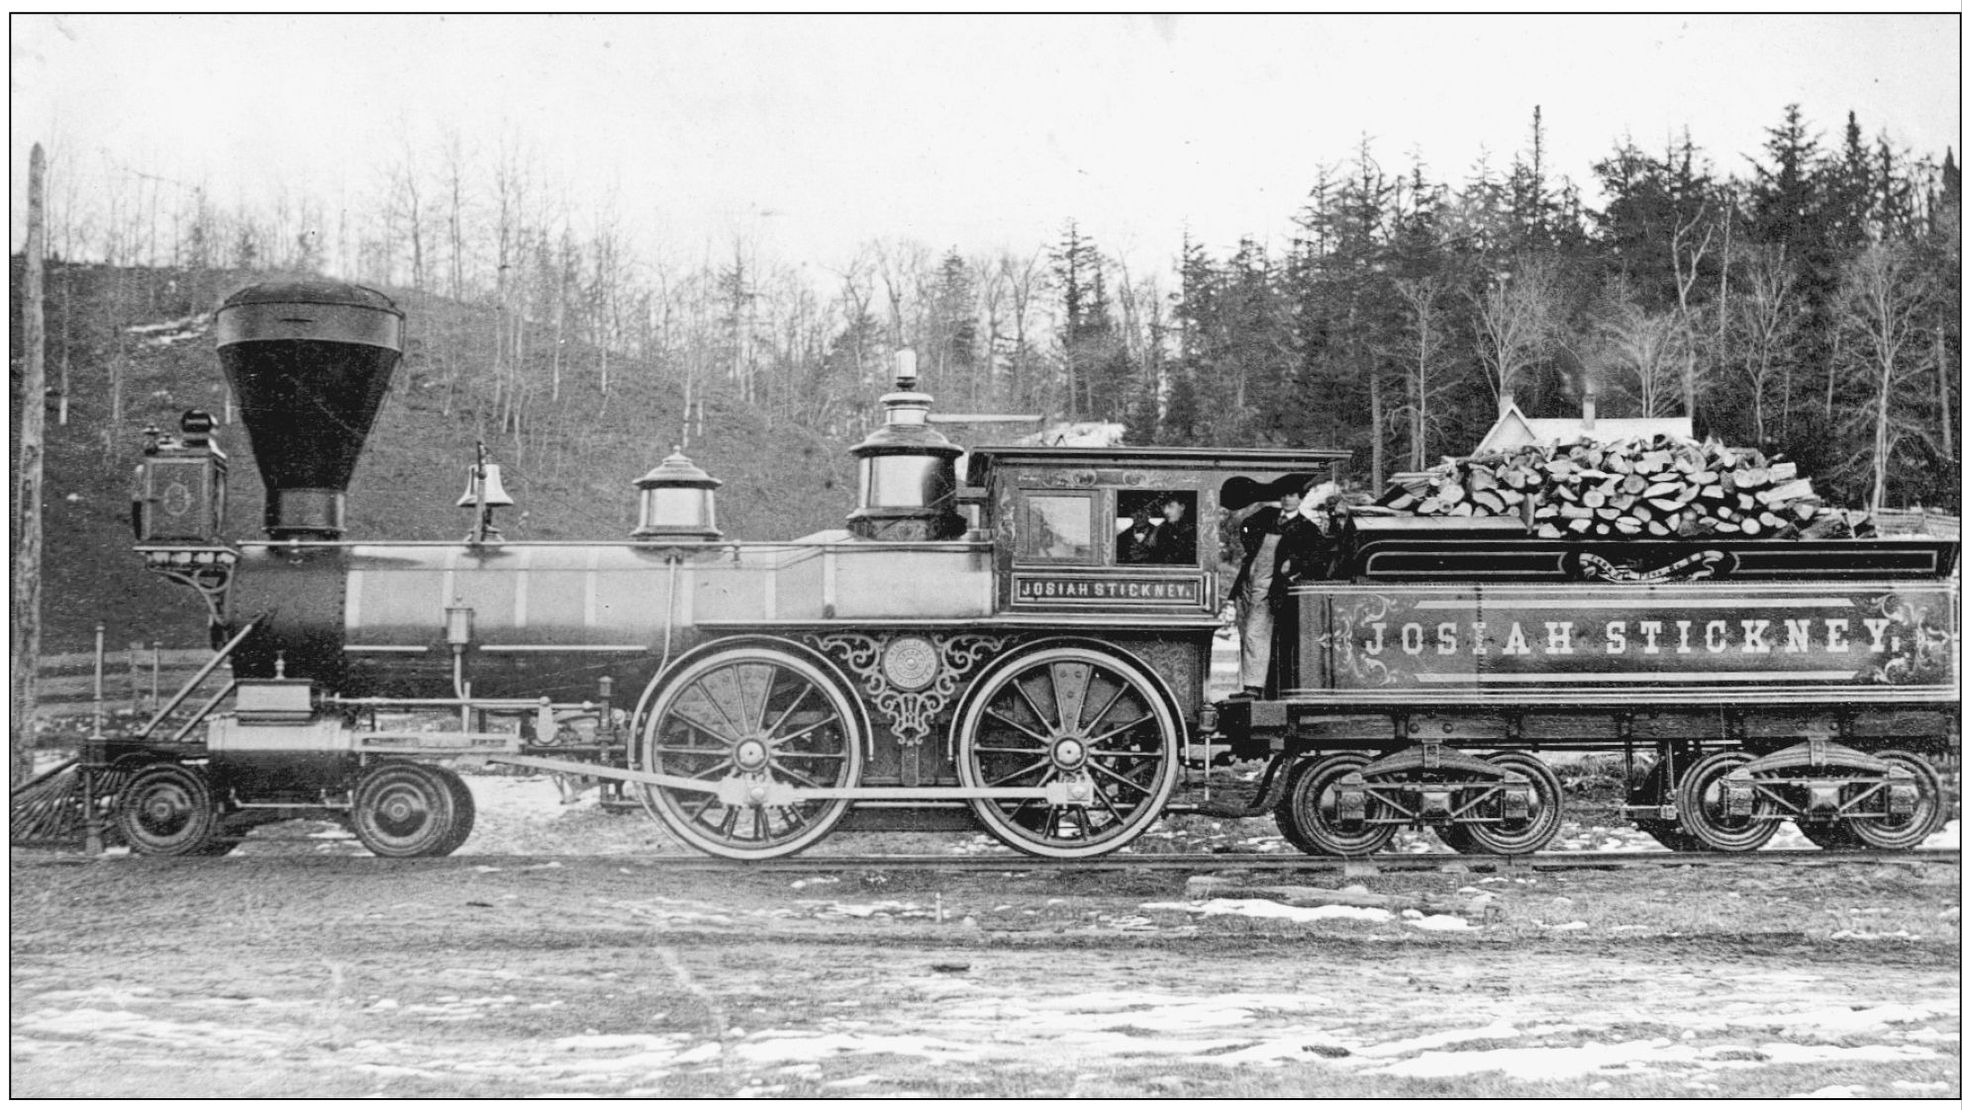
(12, 103), (1961, 652)
(8, 262), (878, 652)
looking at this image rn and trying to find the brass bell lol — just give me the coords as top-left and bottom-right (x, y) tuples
(456, 462), (514, 509)
(458, 454), (515, 543)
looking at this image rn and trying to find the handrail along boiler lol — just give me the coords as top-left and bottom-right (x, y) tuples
(117, 281), (1957, 859)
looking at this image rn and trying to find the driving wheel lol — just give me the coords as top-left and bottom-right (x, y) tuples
(955, 645), (1179, 858)
(638, 645), (865, 860)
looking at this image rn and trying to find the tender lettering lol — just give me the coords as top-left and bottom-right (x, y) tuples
(1503, 622), (1532, 656)
(1330, 604), (1934, 672)
(1825, 618), (1849, 652)
(1740, 619), (1770, 654)
(1543, 621), (1575, 656)
(1705, 620), (1729, 653)
(1638, 620), (1663, 655)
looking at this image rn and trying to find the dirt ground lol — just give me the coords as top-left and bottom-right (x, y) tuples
(10, 773), (1961, 1099)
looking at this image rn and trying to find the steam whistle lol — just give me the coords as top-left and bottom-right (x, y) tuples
(457, 442), (514, 544)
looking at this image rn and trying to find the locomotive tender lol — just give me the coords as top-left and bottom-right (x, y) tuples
(115, 281), (1957, 860)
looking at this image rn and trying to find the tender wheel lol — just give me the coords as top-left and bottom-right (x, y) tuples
(955, 645), (1179, 858)
(351, 762), (468, 858)
(1456, 753), (1564, 856)
(115, 762), (225, 857)
(1675, 751), (1779, 852)
(1281, 754), (1396, 857)
(1842, 749), (1946, 851)
(1271, 758), (1316, 853)
(638, 645), (865, 860)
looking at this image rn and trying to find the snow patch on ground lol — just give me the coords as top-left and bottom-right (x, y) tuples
(1923, 819), (1959, 851)
(1370, 1037), (1700, 1080)
(1141, 899), (1394, 924)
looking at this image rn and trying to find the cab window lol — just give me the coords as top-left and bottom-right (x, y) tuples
(1115, 489), (1197, 566)
(1020, 491), (1098, 563)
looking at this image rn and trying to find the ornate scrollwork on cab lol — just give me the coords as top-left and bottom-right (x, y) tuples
(810, 632), (1010, 747)
(1020, 470), (1102, 489)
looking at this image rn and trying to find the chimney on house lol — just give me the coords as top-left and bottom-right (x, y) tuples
(1582, 389), (1597, 431)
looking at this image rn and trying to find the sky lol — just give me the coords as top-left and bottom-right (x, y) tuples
(10, 13), (1961, 281)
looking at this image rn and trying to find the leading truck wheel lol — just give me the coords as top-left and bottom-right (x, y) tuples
(425, 765), (477, 856)
(351, 762), (469, 858)
(116, 762), (226, 857)
(1675, 751), (1779, 853)
(637, 646), (865, 860)
(1842, 750), (1946, 851)
(954, 645), (1179, 858)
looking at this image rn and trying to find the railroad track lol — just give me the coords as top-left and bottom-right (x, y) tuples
(15, 843), (1954, 872)
(539, 847), (1962, 874)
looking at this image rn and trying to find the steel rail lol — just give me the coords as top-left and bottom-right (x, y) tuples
(581, 847), (1961, 873)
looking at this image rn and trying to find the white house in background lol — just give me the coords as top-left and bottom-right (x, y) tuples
(1473, 390), (1692, 456)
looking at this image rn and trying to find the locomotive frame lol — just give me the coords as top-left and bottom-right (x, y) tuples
(99, 281), (1958, 861)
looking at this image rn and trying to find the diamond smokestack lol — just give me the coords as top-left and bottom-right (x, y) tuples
(215, 281), (403, 539)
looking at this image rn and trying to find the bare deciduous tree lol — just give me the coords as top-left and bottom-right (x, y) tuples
(1670, 199), (1715, 425)
(1468, 255), (1555, 405)
(1595, 305), (1687, 418)
(1729, 244), (1798, 444)
(1389, 275), (1456, 470)
(1833, 241), (1937, 510)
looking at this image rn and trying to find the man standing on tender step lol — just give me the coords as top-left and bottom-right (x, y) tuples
(1222, 474), (1327, 700)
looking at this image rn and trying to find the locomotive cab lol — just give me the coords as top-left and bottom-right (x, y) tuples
(964, 446), (1347, 621)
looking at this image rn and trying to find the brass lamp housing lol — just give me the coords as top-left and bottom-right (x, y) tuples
(633, 448), (723, 541)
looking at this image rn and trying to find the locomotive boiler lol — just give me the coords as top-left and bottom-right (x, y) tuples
(114, 280), (1957, 861)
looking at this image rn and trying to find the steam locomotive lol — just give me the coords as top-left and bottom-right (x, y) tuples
(113, 280), (1957, 860)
